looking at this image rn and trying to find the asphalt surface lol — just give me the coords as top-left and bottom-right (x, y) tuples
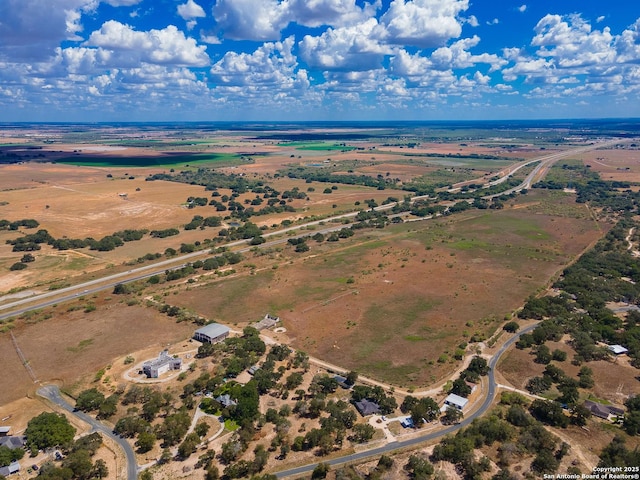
(273, 323), (538, 479)
(37, 385), (138, 480)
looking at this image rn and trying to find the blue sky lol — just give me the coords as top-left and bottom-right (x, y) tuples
(1, 0), (639, 122)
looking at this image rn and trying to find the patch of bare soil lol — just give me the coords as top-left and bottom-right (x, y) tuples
(0, 297), (195, 404)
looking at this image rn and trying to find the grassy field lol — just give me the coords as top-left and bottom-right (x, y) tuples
(56, 152), (241, 168)
(169, 190), (607, 388)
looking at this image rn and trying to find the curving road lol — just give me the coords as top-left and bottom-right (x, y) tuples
(37, 385), (138, 480)
(273, 323), (537, 479)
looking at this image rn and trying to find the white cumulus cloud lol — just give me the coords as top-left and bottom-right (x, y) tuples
(379, 0), (469, 48)
(213, 0), (289, 41)
(299, 18), (391, 71)
(178, 0), (206, 21)
(85, 21), (210, 66)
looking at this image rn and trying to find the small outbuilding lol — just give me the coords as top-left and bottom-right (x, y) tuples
(0, 461), (20, 477)
(400, 417), (414, 428)
(254, 314), (279, 330)
(0, 426), (10, 436)
(194, 323), (230, 344)
(443, 393), (469, 411)
(608, 344), (629, 355)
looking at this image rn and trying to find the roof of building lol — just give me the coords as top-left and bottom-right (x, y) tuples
(143, 350), (181, 369)
(215, 394), (237, 407)
(608, 344), (629, 354)
(400, 417), (414, 428)
(0, 436), (25, 449)
(355, 399), (380, 416)
(444, 393), (469, 408)
(0, 461), (20, 476)
(584, 400), (624, 419)
(254, 314), (280, 330)
(195, 323), (230, 338)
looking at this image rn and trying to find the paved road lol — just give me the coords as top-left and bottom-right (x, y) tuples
(273, 323), (537, 479)
(37, 385), (138, 480)
(0, 195), (432, 320)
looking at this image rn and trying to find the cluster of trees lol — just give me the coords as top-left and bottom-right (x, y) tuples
(284, 167), (393, 190)
(400, 395), (439, 427)
(147, 170), (259, 194)
(518, 220), (640, 366)
(184, 215), (222, 230)
(75, 387), (120, 419)
(448, 356), (490, 399)
(0, 446), (24, 468)
(34, 432), (108, 480)
(7, 228), (150, 254)
(147, 250), (243, 285)
(197, 327), (266, 379)
(431, 394), (571, 479)
(24, 412), (76, 455)
(0, 218), (39, 230)
(150, 228), (179, 238)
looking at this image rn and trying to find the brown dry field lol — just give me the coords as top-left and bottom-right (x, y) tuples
(0, 162), (406, 294)
(169, 190), (608, 388)
(582, 147), (640, 182)
(0, 298), (196, 405)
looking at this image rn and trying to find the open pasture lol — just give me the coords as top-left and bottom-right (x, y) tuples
(582, 145), (640, 182)
(170, 190), (607, 388)
(0, 300), (195, 404)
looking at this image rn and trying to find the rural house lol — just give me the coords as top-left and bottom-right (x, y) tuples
(142, 350), (182, 378)
(584, 400), (625, 420)
(443, 393), (469, 411)
(355, 399), (380, 416)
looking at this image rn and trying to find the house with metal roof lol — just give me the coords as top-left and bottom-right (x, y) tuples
(194, 323), (230, 344)
(0, 461), (20, 477)
(443, 393), (469, 411)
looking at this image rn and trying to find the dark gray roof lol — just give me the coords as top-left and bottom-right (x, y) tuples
(355, 399), (380, 416)
(584, 400), (623, 419)
(0, 436), (25, 449)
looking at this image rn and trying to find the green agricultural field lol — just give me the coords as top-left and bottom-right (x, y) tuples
(278, 141), (357, 151)
(55, 152), (242, 168)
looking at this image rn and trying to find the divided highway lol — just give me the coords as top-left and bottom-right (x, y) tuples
(6, 138), (629, 479)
